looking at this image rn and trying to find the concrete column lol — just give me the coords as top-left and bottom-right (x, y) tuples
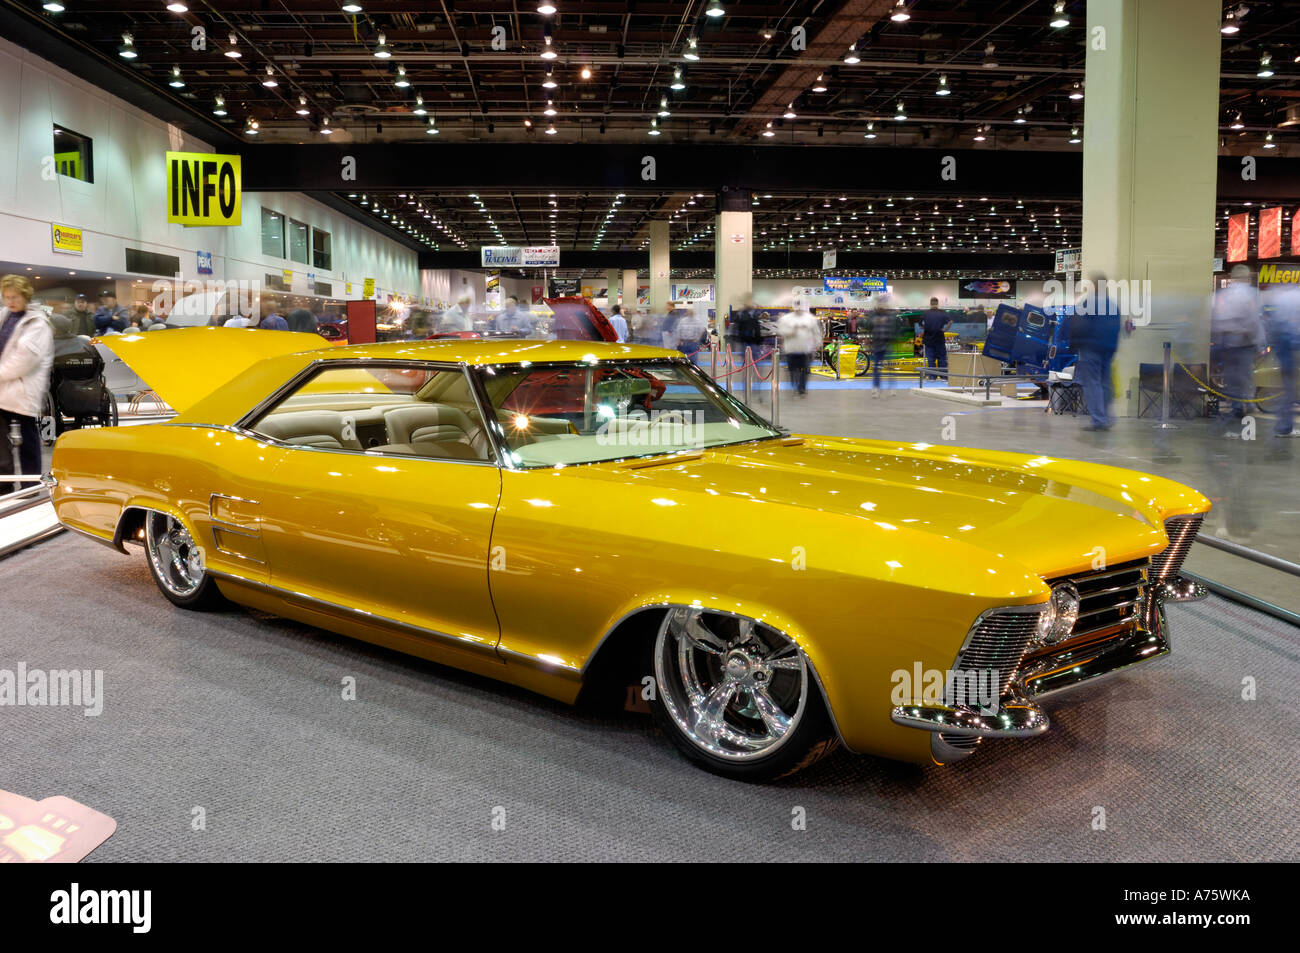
(715, 194), (753, 334)
(1083, 0), (1220, 415)
(649, 220), (671, 313)
(605, 268), (619, 308)
(622, 268), (638, 308)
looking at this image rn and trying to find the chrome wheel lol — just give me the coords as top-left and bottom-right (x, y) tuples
(145, 511), (205, 598)
(654, 607), (809, 761)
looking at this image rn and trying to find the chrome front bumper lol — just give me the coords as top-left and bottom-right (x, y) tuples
(891, 583), (1182, 759)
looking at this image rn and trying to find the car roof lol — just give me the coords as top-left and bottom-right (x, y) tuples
(310, 337), (681, 366)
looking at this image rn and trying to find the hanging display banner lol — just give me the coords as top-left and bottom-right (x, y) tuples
(282, 269), (293, 287)
(1293, 210), (1300, 257)
(823, 276), (886, 297)
(362, 278), (375, 298)
(51, 223), (83, 255)
(1053, 247), (1082, 273)
(958, 279), (1017, 299)
(485, 270), (502, 310)
(165, 151), (242, 226)
(550, 278), (579, 296)
(822, 249), (837, 270)
(481, 245), (561, 267)
(1226, 212), (1249, 263)
(1259, 207), (1283, 259)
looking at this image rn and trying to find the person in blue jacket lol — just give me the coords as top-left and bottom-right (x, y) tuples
(1070, 274), (1122, 431)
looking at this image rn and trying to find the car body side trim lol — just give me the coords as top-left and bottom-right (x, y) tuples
(205, 568), (502, 662)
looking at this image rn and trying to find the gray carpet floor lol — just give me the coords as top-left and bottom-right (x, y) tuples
(2, 532), (1297, 862)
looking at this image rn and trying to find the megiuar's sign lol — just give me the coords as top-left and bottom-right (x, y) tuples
(166, 151), (241, 226)
(1259, 264), (1300, 284)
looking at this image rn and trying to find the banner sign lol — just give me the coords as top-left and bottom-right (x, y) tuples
(1260, 207), (1283, 259)
(958, 279), (1017, 300)
(1226, 212), (1249, 263)
(822, 249), (837, 270)
(481, 245), (561, 267)
(549, 278), (579, 296)
(51, 223), (82, 256)
(1293, 210), (1300, 257)
(823, 276), (887, 296)
(362, 278), (375, 298)
(166, 151), (241, 226)
(1054, 247), (1081, 273)
(1258, 264), (1300, 284)
(196, 250), (213, 275)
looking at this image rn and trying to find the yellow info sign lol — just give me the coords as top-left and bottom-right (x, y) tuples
(166, 151), (241, 226)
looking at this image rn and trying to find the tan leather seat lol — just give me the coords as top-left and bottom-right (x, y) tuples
(383, 404), (491, 460)
(257, 410), (361, 450)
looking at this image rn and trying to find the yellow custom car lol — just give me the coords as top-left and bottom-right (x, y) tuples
(48, 328), (1210, 780)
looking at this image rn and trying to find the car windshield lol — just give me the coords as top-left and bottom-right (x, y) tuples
(477, 359), (780, 467)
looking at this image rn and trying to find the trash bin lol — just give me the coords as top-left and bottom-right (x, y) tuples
(838, 343), (859, 378)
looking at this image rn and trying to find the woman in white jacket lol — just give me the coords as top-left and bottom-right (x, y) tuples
(0, 275), (54, 492)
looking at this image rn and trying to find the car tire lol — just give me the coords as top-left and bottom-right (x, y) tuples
(143, 509), (227, 610)
(646, 607), (838, 782)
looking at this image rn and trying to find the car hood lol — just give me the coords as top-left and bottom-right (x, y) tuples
(603, 435), (1208, 578)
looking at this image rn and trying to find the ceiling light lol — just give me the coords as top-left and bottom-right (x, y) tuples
(545, 123), (557, 135)
(413, 95), (427, 116)
(810, 73), (827, 93)
(42, 1), (65, 10)
(223, 32), (240, 58)
(683, 37), (699, 61)
(983, 42), (998, 68)
(895, 101), (907, 120)
(1230, 112), (1244, 130)
(542, 70), (558, 89)
(936, 74), (950, 96)
(262, 65), (278, 88)
(1049, 1), (1070, 28)
(426, 116), (439, 135)
(245, 117), (259, 136)
(890, 1), (910, 22)
(1069, 82), (1083, 100)
(168, 65), (185, 88)
(844, 44), (860, 65)
(212, 94), (227, 116)
(762, 121), (774, 137)
(544, 99), (557, 116)
(972, 125), (986, 141)
(580, 65), (592, 80)
(1264, 132), (1276, 149)
(1014, 107), (1026, 123)
(863, 122), (876, 139)
(165, 2), (187, 12)
(537, 2), (557, 14)
(1257, 52), (1273, 78)
(671, 68), (686, 90)
(118, 33), (137, 59)
(320, 117), (333, 134)
(296, 95), (310, 116)
(659, 97), (671, 117)
(1221, 11), (1239, 34)
(524, 118), (533, 128)
(394, 64), (410, 87)
(541, 36), (558, 60)
(373, 32), (391, 58)
(1068, 126), (1081, 143)
(784, 105), (797, 119)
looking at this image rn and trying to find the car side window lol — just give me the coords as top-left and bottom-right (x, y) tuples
(246, 364), (494, 463)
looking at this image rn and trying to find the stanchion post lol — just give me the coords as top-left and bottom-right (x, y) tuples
(772, 346), (781, 426)
(743, 346), (753, 405)
(1155, 340), (1178, 430)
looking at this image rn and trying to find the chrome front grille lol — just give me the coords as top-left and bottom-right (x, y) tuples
(953, 607), (1043, 699)
(1149, 514), (1204, 582)
(1049, 558), (1149, 642)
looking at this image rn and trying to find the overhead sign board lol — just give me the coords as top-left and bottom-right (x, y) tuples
(1054, 247), (1081, 273)
(822, 250), (837, 270)
(51, 223), (83, 256)
(481, 245), (561, 267)
(823, 276), (886, 297)
(166, 151), (242, 227)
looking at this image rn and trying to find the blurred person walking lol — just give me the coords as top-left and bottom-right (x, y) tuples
(92, 289), (128, 335)
(869, 298), (895, 392)
(921, 297), (951, 373)
(287, 308), (318, 334)
(0, 275), (55, 493)
(440, 294), (473, 333)
(673, 305), (707, 358)
(492, 296), (533, 335)
(777, 299), (821, 397)
(607, 304), (628, 343)
(1263, 279), (1300, 437)
(1212, 265), (1264, 427)
(733, 298), (762, 363)
(1070, 274), (1122, 431)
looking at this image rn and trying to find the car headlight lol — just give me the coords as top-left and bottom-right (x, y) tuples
(1039, 582), (1080, 645)
(1034, 600), (1058, 645)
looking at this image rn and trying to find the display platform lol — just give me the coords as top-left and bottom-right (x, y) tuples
(4, 533), (1296, 862)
